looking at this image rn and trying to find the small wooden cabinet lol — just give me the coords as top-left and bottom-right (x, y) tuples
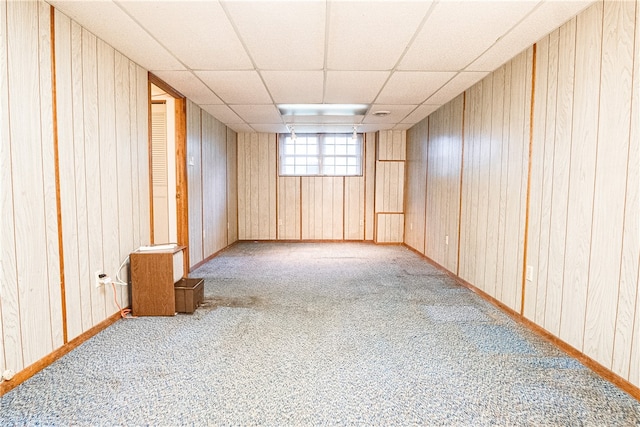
(130, 245), (186, 316)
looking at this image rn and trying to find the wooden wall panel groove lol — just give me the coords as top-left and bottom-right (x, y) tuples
(484, 66), (506, 299)
(80, 29), (105, 325)
(584, 0), (636, 369)
(54, 11), (82, 340)
(558, 3), (602, 350)
(277, 177), (301, 240)
(524, 37), (549, 321)
(115, 51), (133, 309)
(544, 19), (576, 334)
(97, 39), (119, 317)
(344, 176), (365, 240)
(365, 132), (376, 240)
(8, 0), (56, 366)
(404, 119), (427, 253)
(186, 101), (203, 267)
(535, 29), (560, 326)
(226, 128), (238, 244)
(627, 0), (640, 387)
(0, 0), (20, 373)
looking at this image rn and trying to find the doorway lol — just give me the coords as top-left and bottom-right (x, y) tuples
(150, 84), (176, 244)
(148, 73), (190, 269)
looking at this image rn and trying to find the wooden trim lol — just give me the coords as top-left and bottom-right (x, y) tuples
(403, 243), (640, 402)
(299, 176), (303, 239)
(456, 91), (467, 276)
(376, 159), (407, 163)
(236, 239), (381, 244)
(363, 133), (367, 240)
(521, 43), (537, 315)
(422, 117), (430, 255)
(50, 6), (68, 344)
(148, 72), (184, 99)
(151, 100), (166, 105)
(175, 98), (189, 273)
(275, 136), (279, 240)
(373, 132), (378, 242)
(147, 78), (154, 243)
(0, 311), (122, 396)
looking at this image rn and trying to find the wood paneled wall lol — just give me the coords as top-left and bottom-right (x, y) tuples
(0, 1), (150, 376)
(427, 95), (464, 273)
(1, 0), (62, 375)
(375, 131), (405, 243)
(236, 131), (395, 241)
(237, 133), (277, 240)
(186, 100), (237, 268)
(54, 9), (151, 341)
(404, 0), (640, 389)
(525, 0), (640, 382)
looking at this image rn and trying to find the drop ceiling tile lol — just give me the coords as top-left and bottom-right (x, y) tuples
(324, 71), (390, 104)
(227, 123), (255, 133)
(232, 105), (282, 124)
(399, 1), (537, 71)
(327, 1), (434, 70)
(393, 123), (415, 130)
(49, 0), (184, 71)
(223, 0), (325, 70)
(200, 105), (243, 124)
(467, 1), (595, 71)
(376, 72), (456, 105)
(425, 72), (489, 105)
(251, 124), (289, 134)
(401, 104), (441, 124)
(363, 104), (417, 124)
(261, 71), (324, 104)
(116, 1), (252, 70)
(358, 124), (386, 133)
(196, 71), (272, 104)
(152, 71), (223, 105)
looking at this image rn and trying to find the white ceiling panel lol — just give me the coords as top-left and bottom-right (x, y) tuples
(196, 71), (272, 104)
(223, 0), (325, 70)
(393, 123), (415, 130)
(324, 71), (390, 104)
(227, 123), (255, 133)
(48, 0), (596, 134)
(399, 1), (538, 71)
(152, 71), (223, 105)
(425, 72), (489, 105)
(116, 1), (252, 70)
(48, 0), (184, 71)
(252, 124), (290, 134)
(401, 104), (441, 124)
(363, 105), (416, 124)
(201, 105), (243, 124)
(232, 105), (282, 124)
(376, 72), (456, 105)
(467, 1), (595, 71)
(327, 1), (434, 70)
(261, 71), (324, 104)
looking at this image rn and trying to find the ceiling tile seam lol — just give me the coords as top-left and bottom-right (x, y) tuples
(322, 0), (331, 104)
(111, 0), (248, 128)
(218, 0), (282, 132)
(368, 0), (439, 118)
(463, 0), (544, 72)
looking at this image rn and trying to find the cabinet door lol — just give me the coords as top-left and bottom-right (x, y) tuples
(131, 251), (176, 316)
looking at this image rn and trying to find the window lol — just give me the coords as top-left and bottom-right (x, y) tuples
(279, 133), (363, 176)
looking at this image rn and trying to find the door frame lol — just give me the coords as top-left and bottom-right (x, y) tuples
(148, 73), (190, 272)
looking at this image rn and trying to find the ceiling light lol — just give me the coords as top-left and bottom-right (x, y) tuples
(278, 104), (369, 117)
(372, 110), (391, 117)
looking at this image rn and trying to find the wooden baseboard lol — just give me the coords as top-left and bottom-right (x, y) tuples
(0, 311), (122, 396)
(403, 244), (640, 402)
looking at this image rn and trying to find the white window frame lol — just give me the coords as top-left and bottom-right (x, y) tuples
(278, 133), (363, 177)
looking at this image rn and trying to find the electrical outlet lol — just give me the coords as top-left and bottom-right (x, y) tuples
(445, 235), (449, 245)
(94, 270), (111, 288)
(94, 270), (103, 288)
(526, 265), (533, 281)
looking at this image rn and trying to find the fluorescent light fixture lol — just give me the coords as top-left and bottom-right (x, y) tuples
(278, 104), (369, 116)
